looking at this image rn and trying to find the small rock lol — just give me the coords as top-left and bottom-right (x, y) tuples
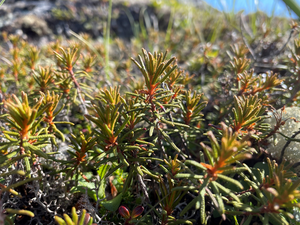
(266, 107), (300, 164)
(15, 14), (52, 37)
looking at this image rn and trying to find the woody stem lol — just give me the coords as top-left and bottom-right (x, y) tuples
(68, 68), (88, 116)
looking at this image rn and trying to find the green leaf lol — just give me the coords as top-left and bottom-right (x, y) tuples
(212, 181), (240, 203)
(160, 129), (184, 155)
(24, 143), (48, 159)
(3, 177), (41, 192)
(0, 170), (25, 178)
(172, 186), (198, 191)
(210, 181), (225, 217)
(185, 160), (207, 171)
(24, 156), (31, 178)
(243, 215), (253, 225)
(97, 164), (110, 179)
(63, 214), (73, 225)
(102, 193), (123, 211)
(5, 209), (34, 218)
(199, 188), (206, 224)
(115, 115), (131, 137)
(180, 195), (200, 217)
(72, 207), (78, 225)
(53, 103), (66, 117)
(87, 217), (94, 225)
(217, 174), (243, 190)
(35, 102), (53, 119)
(78, 209), (86, 225)
(54, 216), (67, 225)
(262, 214), (269, 225)
(175, 173), (204, 179)
(70, 172), (106, 200)
(0, 151), (20, 165)
(283, 0), (300, 18)
(28, 134), (54, 139)
(233, 215), (239, 225)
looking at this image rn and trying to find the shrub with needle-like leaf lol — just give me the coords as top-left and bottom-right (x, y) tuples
(157, 155), (190, 225)
(66, 131), (97, 182)
(40, 91), (70, 143)
(180, 90), (207, 125)
(85, 101), (125, 152)
(232, 95), (268, 135)
(54, 47), (89, 114)
(130, 48), (177, 110)
(129, 49), (192, 160)
(229, 158), (300, 225)
(238, 70), (283, 95)
(199, 122), (253, 179)
(32, 66), (54, 93)
(231, 44), (249, 59)
(0, 91), (53, 176)
(2, 22), (300, 224)
(230, 57), (251, 76)
(25, 45), (40, 70)
(173, 123), (253, 224)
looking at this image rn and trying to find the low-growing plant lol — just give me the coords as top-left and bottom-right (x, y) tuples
(55, 207), (97, 225)
(2, 1), (300, 224)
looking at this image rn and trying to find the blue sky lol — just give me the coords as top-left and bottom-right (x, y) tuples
(203, 0), (300, 18)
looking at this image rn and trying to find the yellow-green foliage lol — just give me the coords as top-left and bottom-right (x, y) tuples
(1, 2), (300, 225)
